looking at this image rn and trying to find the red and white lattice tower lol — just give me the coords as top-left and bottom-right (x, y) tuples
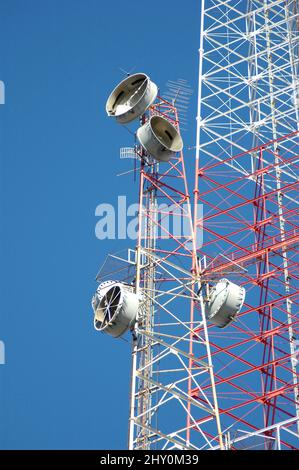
(96, 73), (226, 449)
(190, 0), (299, 449)
(127, 98), (224, 450)
(95, 0), (299, 451)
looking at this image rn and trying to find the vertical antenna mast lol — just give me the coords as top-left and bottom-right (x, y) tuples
(95, 71), (230, 449)
(128, 98), (225, 449)
(93, 0), (299, 449)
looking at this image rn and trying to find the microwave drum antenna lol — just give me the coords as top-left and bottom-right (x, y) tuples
(205, 278), (245, 328)
(106, 73), (158, 124)
(137, 115), (183, 162)
(93, 282), (139, 338)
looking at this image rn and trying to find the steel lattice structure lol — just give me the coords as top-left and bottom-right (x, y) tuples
(96, 0), (299, 451)
(127, 99), (224, 450)
(191, 0), (299, 449)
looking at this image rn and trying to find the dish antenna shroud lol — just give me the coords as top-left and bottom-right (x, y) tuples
(92, 281), (139, 338)
(205, 278), (245, 328)
(106, 73), (158, 124)
(137, 115), (183, 162)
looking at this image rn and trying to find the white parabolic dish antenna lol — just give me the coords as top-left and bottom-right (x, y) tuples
(92, 281), (139, 338)
(137, 115), (183, 162)
(205, 278), (245, 328)
(106, 73), (158, 124)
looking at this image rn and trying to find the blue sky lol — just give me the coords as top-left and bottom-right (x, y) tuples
(0, 0), (200, 449)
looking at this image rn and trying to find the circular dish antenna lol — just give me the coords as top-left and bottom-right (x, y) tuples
(137, 115), (183, 162)
(92, 280), (116, 312)
(106, 73), (158, 124)
(92, 282), (139, 338)
(205, 278), (245, 328)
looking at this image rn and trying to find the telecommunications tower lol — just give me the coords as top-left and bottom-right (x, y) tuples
(92, 0), (299, 451)
(192, 0), (299, 450)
